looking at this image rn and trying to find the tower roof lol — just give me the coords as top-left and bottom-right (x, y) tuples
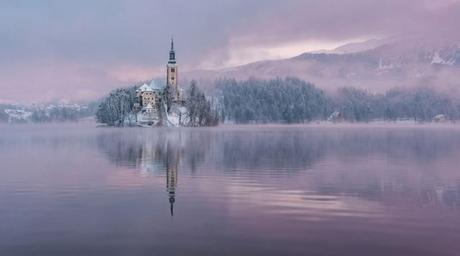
(168, 37), (176, 64)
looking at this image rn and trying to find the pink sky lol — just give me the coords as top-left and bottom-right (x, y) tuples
(0, 0), (459, 103)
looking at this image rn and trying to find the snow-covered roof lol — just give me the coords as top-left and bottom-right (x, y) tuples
(150, 80), (165, 91)
(431, 51), (455, 66)
(139, 83), (153, 92)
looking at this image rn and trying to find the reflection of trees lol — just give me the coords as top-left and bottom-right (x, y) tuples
(213, 128), (460, 209)
(96, 129), (210, 174)
(97, 128), (460, 173)
(215, 129), (460, 172)
(219, 131), (328, 173)
(96, 127), (460, 209)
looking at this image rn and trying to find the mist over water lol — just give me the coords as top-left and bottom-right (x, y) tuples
(1, 124), (460, 255)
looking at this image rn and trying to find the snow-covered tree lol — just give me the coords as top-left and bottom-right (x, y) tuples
(96, 86), (138, 126)
(216, 77), (328, 123)
(186, 81), (219, 126)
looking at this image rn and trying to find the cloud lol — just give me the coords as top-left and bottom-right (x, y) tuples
(0, 0), (459, 102)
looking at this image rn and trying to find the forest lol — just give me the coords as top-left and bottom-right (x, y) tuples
(216, 77), (460, 123)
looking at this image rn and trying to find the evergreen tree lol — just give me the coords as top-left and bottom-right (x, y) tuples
(186, 81), (219, 126)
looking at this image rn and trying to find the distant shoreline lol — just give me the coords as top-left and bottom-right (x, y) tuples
(3, 121), (460, 130)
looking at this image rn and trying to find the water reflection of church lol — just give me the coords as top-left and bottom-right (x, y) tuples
(166, 158), (178, 216)
(96, 130), (206, 217)
(140, 140), (180, 217)
(138, 142), (179, 216)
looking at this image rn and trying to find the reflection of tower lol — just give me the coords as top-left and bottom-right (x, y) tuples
(166, 145), (179, 216)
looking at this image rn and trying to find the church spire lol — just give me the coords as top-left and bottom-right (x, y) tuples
(166, 37), (180, 101)
(169, 37), (176, 64)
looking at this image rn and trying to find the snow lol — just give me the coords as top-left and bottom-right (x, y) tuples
(139, 83), (153, 92)
(161, 103), (189, 127)
(145, 103), (154, 110)
(163, 103), (179, 127)
(433, 114), (447, 123)
(150, 80), (165, 91)
(332, 38), (390, 54)
(431, 51), (455, 66)
(431, 51), (444, 64)
(136, 106), (160, 126)
(378, 57), (398, 70)
(167, 113), (180, 127)
(4, 109), (32, 122)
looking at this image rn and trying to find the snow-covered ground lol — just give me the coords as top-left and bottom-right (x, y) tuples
(1, 103), (92, 123)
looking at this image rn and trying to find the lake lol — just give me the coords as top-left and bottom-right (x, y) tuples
(1, 124), (460, 256)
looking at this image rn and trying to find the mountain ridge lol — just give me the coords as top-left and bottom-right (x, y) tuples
(182, 36), (460, 95)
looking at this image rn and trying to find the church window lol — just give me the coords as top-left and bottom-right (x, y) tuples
(171, 68), (175, 73)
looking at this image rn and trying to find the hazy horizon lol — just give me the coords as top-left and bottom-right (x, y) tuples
(1, 0), (460, 103)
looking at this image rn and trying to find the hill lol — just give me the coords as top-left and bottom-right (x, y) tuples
(183, 36), (460, 95)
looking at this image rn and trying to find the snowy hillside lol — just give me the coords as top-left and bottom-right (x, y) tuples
(0, 103), (96, 123)
(182, 36), (460, 94)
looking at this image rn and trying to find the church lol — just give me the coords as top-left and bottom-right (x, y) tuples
(133, 39), (185, 126)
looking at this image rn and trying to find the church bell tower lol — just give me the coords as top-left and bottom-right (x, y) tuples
(166, 38), (178, 99)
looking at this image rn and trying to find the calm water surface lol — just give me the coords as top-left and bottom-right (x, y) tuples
(1, 124), (460, 256)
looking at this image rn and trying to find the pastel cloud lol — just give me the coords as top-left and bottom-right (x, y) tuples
(0, 0), (459, 102)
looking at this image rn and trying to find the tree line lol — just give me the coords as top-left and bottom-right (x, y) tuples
(0, 103), (96, 123)
(216, 77), (460, 123)
(5, 77), (456, 125)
